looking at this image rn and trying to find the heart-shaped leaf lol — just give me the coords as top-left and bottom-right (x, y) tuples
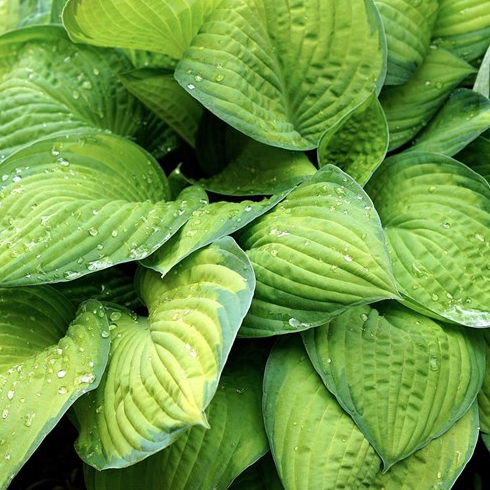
(0, 288), (110, 490)
(380, 48), (475, 151)
(432, 0), (490, 62)
(317, 92), (388, 186)
(263, 336), (381, 490)
(365, 152), (490, 327)
(74, 237), (255, 468)
(235, 165), (399, 337)
(63, 0), (223, 59)
(303, 303), (485, 469)
(0, 131), (206, 286)
(83, 341), (268, 489)
(410, 88), (490, 156)
(375, 0), (439, 85)
(478, 330), (490, 434)
(174, 0), (386, 150)
(0, 26), (160, 158)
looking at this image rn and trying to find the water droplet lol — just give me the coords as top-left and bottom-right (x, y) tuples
(429, 357), (439, 371)
(194, 75), (203, 82)
(57, 370), (67, 378)
(24, 413), (35, 427)
(111, 230), (118, 237)
(88, 227), (99, 236)
(441, 222), (451, 229)
(294, 446), (299, 452)
(428, 186), (436, 193)
(431, 294), (439, 301)
(101, 331), (110, 338)
(344, 255), (353, 262)
(7, 390), (14, 400)
(109, 311), (122, 321)
(2, 408), (9, 419)
(187, 83), (196, 90)
(244, 205), (253, 212)
(288, 318), (301, 328)
(58, 386), (68, 395)
(361, 313), (368, 322)
(424, 80), (432, 86)
(475, 233), (485, 242)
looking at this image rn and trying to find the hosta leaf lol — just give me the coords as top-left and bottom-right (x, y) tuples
(365, 402), (479, 490)
(0, 289), (110, 489)
(374, 0), (439, 85)
(174, 0), (386, 150)
(0, 26), (158, 158)
(63, 0), (223, 59)
(263, 336), (381, 490)
(52, 267), (142, 310)
(432, 0), (490, 62)
(410, 88), (490, 156)
(317, 92), (388, 186)
(0, 132), (206, 286)
(229, 454), (285, 490)
(303, 303), (485, 469)
(365, 152), (490, 327)
(74, 237), (255, 468)
(235, 165), (398, 337)
(474, 44), (490, 98)
(478, 330), (490, 434)
(456, 136), (490, 182)
(380, 48), (475, 151)
(0, 0), (19, 33)
(120, 69), (204, 147)
(143, 194), (285, 277)
(83, 341), (268, 489)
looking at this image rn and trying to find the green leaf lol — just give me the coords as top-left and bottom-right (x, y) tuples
(474, 43), (490, 98)
(478, 330), (490, 434)
(303, 303), (485, 469)
(365, 152), (490, 327)
(263, 336), (381, 490)
(455, 136), (490, 183)
(409, 88), (490, 156)
(83, 341), (268, 489)
(120, 69), (204, 147)
(62, 0), (223, 59)
(0, 288), (110, 489)
(374, 0), (439, 85)
(367, 402), (479, 490)
(380, 48), (475, 151)
(229, 453), (285, 490)
(74, 237), (255, 469)
(317, 92), (388, 186)
(235, 165), (399, 337)
(0, 26), (162, 158)
(432, 0), (490, 62)
(0, 0), (20, 33)
(142, 194), (286, 277)
(174, 0), (386, 150)
(0, 131), (206, 286)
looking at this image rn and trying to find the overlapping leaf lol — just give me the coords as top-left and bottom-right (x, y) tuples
(0, 132), (205, 286)
(0, 26), (161, 158)
(380, 48), (475, 151)
(375, 0), (439, 85)
(235, 165), (398, 337)
(366, 152), (490, 327)
(143, 194), (285, 277)
(263, 336), (381, 490)
(478, 329), (490, 434)
(410, 88), (490, 156)
(74, 237), (255, 469)
(317, 92), (388, 186)
(432, 0), (490, 62)
(83, 341), (268, 489)
(474, 44), (490, 98)
(303, 303), (485, 469)
(174, 0), (386, 150)
(0, 288), (110, 490)
(456, 136), (490, 182)
(63, 0), (223, 58)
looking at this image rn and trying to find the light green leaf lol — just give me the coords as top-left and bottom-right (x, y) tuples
(455, 136), (490, 183)
(62, 0), (223, 59)
(120, 69), (204, 147)
(235, 165), (399, 337)
(374, 0), (439, 85)
(317, 92), (388, 186)
(478, 330), (490, 434)
(83, 341), (268, 489)
(74, 237), (255, 469)
(0, 132), (206, 286)
(366, 402), (479, 490)
(175, 0), (386, 150)
(380, 48), (475, 151)
(0, 0), (20, 33)
(142, 194), (286, 277)
(0, 289), (110, 490)
(303, 303), (485, 469)
(263, 336), (381, 490)
(0, 26), (160, 158)
(365, 152), (490, 327)
(474, 43), (490, 98)
(410, 88), (490, 156)
(432, 0), (490, 62)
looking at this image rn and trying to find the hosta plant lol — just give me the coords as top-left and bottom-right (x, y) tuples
(2, 0), (490, 489)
